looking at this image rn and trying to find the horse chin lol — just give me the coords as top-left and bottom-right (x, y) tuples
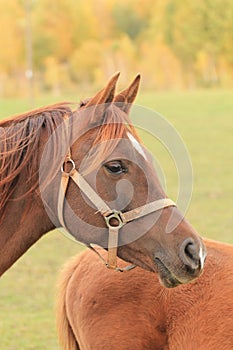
(154, 258), (182, 288)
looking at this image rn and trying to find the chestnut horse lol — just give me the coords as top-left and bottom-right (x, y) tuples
(56, 238), (233, 350)
(0, 73), (205, 280)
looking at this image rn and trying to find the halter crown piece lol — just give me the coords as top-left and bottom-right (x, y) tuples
(58, 117), (176, 272)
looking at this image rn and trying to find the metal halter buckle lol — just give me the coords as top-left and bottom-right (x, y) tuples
(104, 210), (125, 229)
(61, 158), (76, 175)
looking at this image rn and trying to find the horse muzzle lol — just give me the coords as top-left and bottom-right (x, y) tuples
(154, 237), (207, 288)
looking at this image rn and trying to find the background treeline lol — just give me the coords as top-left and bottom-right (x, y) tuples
(1, 0), (233, 96)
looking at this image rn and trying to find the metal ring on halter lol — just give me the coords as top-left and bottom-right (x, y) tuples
(104, 210), (125, 229)
(61, 159), (76, 175)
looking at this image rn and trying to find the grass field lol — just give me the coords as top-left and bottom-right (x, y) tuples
(0, 89), (232, 349)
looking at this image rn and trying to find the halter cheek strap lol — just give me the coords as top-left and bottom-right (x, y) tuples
(58, 153), (176, 272)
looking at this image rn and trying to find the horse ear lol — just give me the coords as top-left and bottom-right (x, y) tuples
(113, 74), (141, 113)
(84, 72), (120, 125)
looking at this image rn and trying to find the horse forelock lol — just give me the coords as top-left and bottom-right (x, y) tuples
(77, 104), (141, 175)
(0, 103), (72, 215)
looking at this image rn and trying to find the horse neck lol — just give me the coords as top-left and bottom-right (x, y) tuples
(0, 143), (55, 277)
(0, 188), (54, 276)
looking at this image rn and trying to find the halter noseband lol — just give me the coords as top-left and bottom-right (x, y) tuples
(58, 151), (176, 272)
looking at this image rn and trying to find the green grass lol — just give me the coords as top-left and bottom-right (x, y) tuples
(139, 90), (233, 242)
(0, 232), (84, 350)
(0, 89), (232, 349)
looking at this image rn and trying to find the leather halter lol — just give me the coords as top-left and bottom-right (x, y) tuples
(58, 117), (176, 272)
(58, 155), (176, 272)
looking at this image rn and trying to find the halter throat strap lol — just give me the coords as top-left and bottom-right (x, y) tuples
(58, 152), (176, 272)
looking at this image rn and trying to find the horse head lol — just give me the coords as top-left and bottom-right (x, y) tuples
(40, 73), (206, 288)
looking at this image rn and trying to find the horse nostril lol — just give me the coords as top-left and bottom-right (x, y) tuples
(185, 241), (196, 260)
(180, 238), (200, 271)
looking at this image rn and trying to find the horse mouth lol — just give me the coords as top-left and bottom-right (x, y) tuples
(154, 258), (182, 288)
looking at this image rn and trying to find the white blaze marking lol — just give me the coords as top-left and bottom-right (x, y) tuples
(127, 132), (147, 160)
(199, 245), (206, 269)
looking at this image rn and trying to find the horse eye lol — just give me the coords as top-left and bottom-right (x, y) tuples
(104, 161), (127, 175)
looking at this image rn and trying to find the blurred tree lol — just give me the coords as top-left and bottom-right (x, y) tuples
(0, 1), (25, 96)
(0, 0), (232, 96)
(163, 0), (233, 86)
(0, 1), (24, 73)
(111, 0), (148, 40)
(69, 40), (102, 85)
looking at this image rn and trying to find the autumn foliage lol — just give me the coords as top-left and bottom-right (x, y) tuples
(0, 0), (233, 96)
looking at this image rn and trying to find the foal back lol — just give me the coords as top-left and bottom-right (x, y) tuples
(56, 239), (233, 350)
(56, 251), (169, 350)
